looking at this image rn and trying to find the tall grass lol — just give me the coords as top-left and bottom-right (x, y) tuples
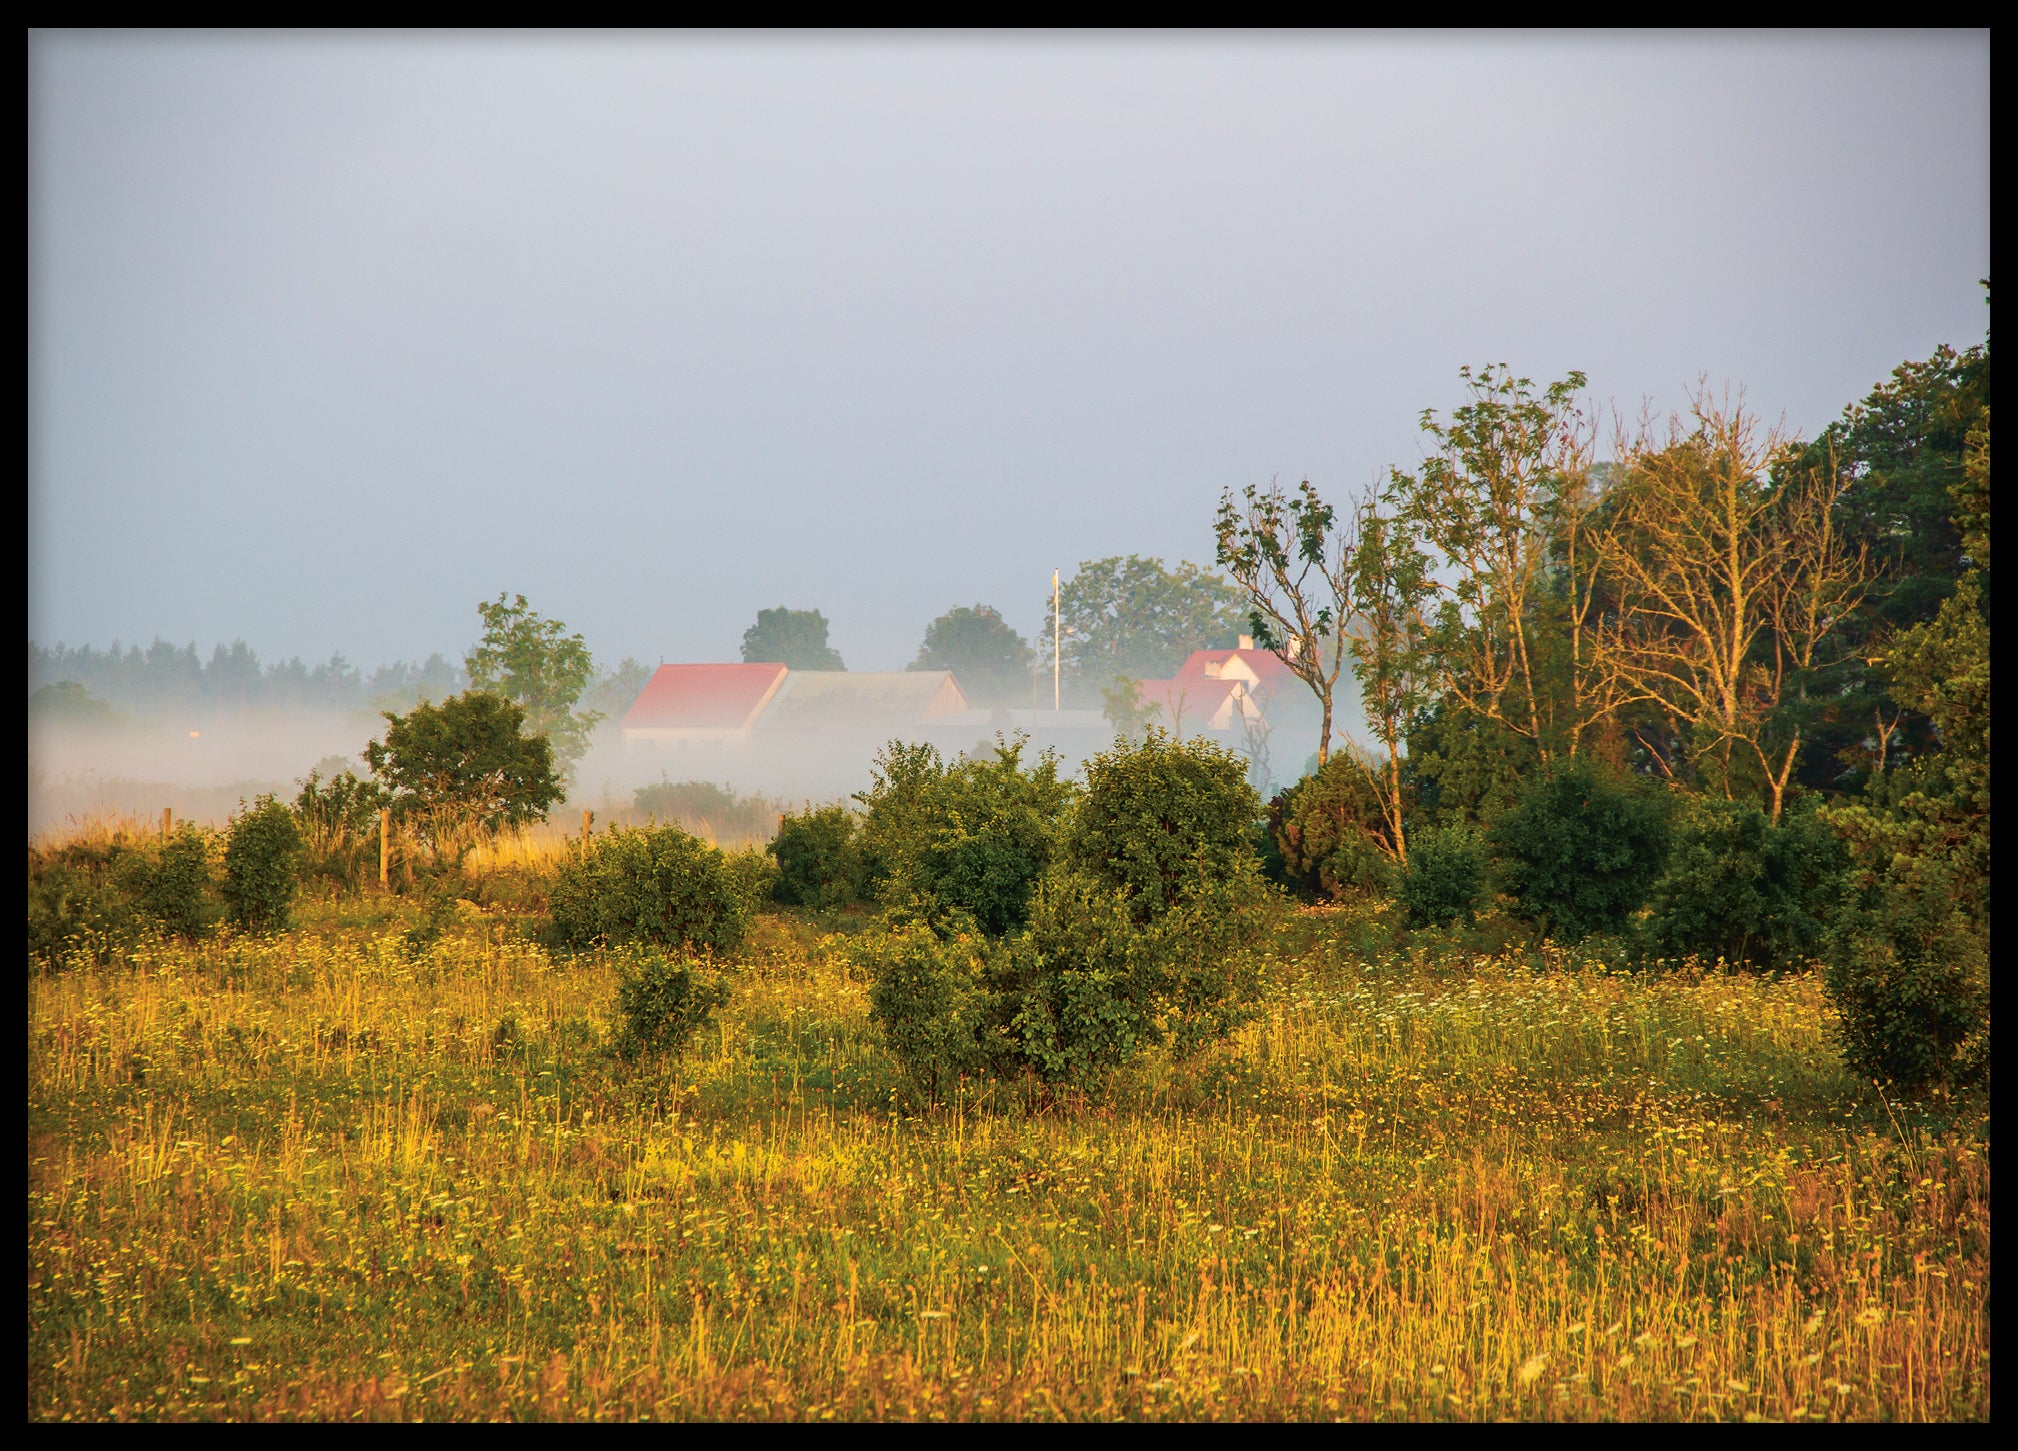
(26, 892), (1988, 1421)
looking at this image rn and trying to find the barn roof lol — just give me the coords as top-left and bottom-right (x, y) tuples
(756, 671), (969, 731)
(619, 663), (789, 732)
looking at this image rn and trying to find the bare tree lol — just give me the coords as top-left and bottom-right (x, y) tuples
(1598, 387), (1874, 819)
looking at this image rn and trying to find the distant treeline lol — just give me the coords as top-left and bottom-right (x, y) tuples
(28, 639), (467, 716)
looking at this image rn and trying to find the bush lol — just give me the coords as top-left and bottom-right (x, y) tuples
(1070, 729), (1259, 920)
(611, 951), (732, 1063)
(1488, 759), (1670, 942)
(223, 795), (305, 934)
(1008, 854), (1270, 1086)
(293, 768), (386, 887)
(1266, 753), (1396, 901)
(143, 825), (221, 940)
(858, 924), (1007, 1099)
(769, 805), (866, 909)
(1641, 797), (1846, 970)
(1397, 826), (1487, 930)
(546, 824), (751, 955)
(29, 839), (149, 966)
(720, 846), (781, 918)
(633, 778), (779, 843)
(856, 736), (1074, 936)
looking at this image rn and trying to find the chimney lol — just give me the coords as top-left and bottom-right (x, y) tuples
(1238, 634), (1253, 651)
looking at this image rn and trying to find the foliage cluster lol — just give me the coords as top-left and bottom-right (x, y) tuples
(28, 824), (221, 965)
(1226, 314), (1990, 1091)
(855, 731), (1270, 1095)
(546, 824), (753, 957)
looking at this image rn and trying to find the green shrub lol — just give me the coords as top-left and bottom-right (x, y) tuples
(1266, 753), (1396, 901)
(611, 952), (732, 1063)
(1397, 826), (1487, 930)
(142, 825), (221, 940)
(1488, 759), (1670, 942)
(222, 796), (305, 934)
(769, 805), (866, 908)
(1641, 797), (1846, 970)
(721, 846), (781, 918)
(858, 924), (1007, 1098)
(1008, 854), (1270, 1086)
(1070, 729), (1259, 920)
(856, 736), (1074, 936)
(29, 841), (148, 966)
(546, 824), (750, 955)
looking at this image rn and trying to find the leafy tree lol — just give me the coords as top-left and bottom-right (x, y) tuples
(1821, 411), (1990, 1091)
(292, 767), (388, 884)
(1099, 676), (1160, 739)
(222, 795), (304, 934)
(859, 923), (1009, 1099)
(1401, 700), (1537, 832)
(1488, 757), (1671, 943)
(464, 593), (603, 778)
(364, 691), (564, 861)
(583, 656), (654, 720)
(1396, 826), (1488, 930)
(910, 604), (1034, 708)
(1214, 481), (1356, 766)
(1794, 310), (1990, 786)
(1042, 556), (1246, 700)
(741, 607), (845, 670)
(1267, 751), (1399, 900)
(143, 826), (221, 940)
(28, 681), (117, 727)
(1383, 366), (1623, 768)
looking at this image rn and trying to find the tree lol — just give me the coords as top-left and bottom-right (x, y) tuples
(910, 604), (1035, 707)
(1340, 489), (1437, 862)
(364, 691), (564, 862)
(1385, 365), (1615, 767)
(1214, 478), (1354, 767)
(1099, 675), (1160, 739)
(464, 593), (603, 778)
(1597, 388), (1874, 820)
(1820, 410), (1989, 1091)
(1041, 556), (1246, 699)
(583, 656), (654, 720)
(741, 607), (845, 670)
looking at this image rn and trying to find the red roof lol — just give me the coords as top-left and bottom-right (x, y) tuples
(620, 663), (789, 732)
(1173, 647), (1303, 700)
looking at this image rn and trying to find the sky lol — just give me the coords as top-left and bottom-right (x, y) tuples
(29, 31), (1990, 678)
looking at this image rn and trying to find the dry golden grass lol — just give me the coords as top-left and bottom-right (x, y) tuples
(26, 896), (1990, 1422)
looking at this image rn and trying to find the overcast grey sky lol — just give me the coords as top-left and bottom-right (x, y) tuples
(29, 31), (1990, 676)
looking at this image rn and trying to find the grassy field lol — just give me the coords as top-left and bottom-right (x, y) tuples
(27, 882), (1990, 1421)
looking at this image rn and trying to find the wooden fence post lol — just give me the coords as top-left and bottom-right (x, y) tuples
(162, 806), (173, 839)
(582, 809), (593, 840)
(379, 808), (390, 890)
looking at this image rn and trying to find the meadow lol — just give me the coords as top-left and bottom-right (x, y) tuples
(27, 854), (1990, 1422)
